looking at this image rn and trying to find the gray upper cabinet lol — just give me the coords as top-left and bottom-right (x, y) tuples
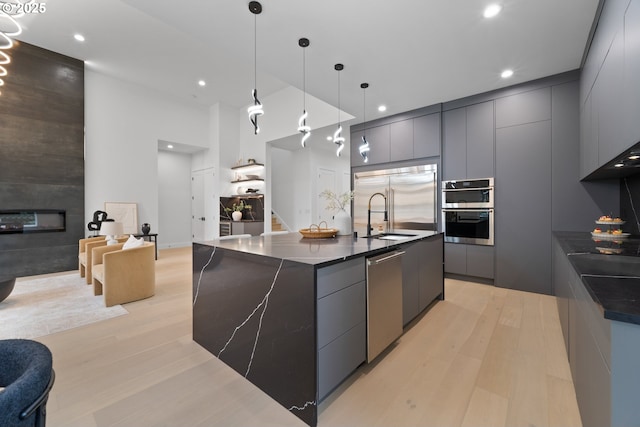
(580, 92), (599, 178)
(579, 0), (640, 177)
(597, 31), (626, 164)
(495, 87), (551, 128)
(443, 101), (494, 180)
(624, 0), (640, 148)
(413, 113), (441, 158)
(443, 107), (467, 180)
(351, 125), (390, 166)
(466, 101), (495, 179)
(390, 119), (414, 162)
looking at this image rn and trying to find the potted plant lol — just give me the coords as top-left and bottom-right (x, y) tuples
(319, 189), (354, 235)
(225, 200), (246, 221)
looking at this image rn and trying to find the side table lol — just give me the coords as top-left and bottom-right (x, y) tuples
(133, 233), (158, 260)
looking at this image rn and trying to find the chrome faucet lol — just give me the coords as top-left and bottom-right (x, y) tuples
(367, 192), (388, 236)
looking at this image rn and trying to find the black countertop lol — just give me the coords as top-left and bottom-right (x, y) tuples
(555, 231), (640, 325)
(196, 230), (440, 266)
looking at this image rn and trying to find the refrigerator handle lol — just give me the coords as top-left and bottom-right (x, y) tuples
(433, 172), (437, 229)
(388, 188), (394, 233)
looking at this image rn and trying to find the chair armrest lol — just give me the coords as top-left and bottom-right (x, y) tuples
(79, 236), (104, 254)
(92, 243), (125, 266)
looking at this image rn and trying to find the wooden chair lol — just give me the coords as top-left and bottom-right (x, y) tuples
(91, 242), (156, 307)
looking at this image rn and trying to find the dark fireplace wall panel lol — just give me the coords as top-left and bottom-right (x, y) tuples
(0, 41), (84, 278)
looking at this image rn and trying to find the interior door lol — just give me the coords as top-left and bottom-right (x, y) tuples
(191, 171), (205, 241)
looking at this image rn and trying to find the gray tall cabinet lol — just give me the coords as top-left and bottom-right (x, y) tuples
(442, 100), (495, 280)
(495, 88), (552, 294)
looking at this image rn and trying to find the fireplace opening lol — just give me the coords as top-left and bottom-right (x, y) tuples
(0, 210), (66, 234)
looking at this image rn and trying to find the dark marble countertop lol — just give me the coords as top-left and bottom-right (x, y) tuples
(196, 230), (441, 266)
(554, 231), (640, 325)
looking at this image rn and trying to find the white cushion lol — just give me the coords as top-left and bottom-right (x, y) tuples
(122, 234), (144, 250)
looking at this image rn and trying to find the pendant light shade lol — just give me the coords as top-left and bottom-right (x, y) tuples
(297, 38), (310, 148)
(247, 1), (264, 135)
(359, 83), (370, 163)
(333, 63), (345, 157)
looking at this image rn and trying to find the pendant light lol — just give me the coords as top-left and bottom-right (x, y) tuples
(297, 38), (310, 148)
(359, 83), (370, 163)
(247, 1), (264, 135)
(333, 63), (345, 157)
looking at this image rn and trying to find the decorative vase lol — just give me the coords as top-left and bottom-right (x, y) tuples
(141, 223), (151, 235)
(232, 211), (243, 221)
(333, 209), (352, 236)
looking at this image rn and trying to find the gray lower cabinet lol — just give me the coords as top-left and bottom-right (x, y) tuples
(223, 221), (264, 236)
(316, 257), (366, 400)
(402, 235), (444, 325)
(444, 243), (494, 280)
(553, 238), (640, 427)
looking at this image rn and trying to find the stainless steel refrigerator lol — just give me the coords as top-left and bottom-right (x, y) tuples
(353, 164), (438, 236)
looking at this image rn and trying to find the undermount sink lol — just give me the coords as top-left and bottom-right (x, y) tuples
(371, 233), (417, 241)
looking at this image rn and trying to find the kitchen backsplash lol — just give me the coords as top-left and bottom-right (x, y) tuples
(621, 175), (640, 235)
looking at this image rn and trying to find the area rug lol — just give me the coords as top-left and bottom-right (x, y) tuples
(0, 272), (128, 340)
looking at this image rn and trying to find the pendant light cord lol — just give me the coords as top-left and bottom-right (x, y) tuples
(254, 13), (257, 90)
(302, 47), (306, 111)
(363, 86), (366, 137)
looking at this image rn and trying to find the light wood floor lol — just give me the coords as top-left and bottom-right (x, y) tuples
(34, 246), (581, 427)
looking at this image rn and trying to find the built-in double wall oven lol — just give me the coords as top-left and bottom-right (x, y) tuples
(442, 178), (494, 246)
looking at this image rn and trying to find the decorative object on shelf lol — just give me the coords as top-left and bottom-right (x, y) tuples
(299, 221), (338, 239)
(247, 1), (264, 135)
(333, 63), (345, 157)
(247, 158), (256, 164)
(297, 37), (311, 148)
(225, 200), (252, 221)
(141, 223), (151, 235)
(359, 83), (371, 163)
(320, 189), (354, 235)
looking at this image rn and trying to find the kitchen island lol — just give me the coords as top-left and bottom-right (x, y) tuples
(192, 231), (443, 427)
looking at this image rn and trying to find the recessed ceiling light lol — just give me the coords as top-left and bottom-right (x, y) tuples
(614, 163), (624, 168)
(74, 34), (85, 42)
(326, 136), (333, 141)
(483, 4), (502, 18)
(629, 155), (640, 160)
(378, 105), (387, 112)
(501, 69), (514, 79)
(167, 144), (174, 149)
(198, 80), (206, 87)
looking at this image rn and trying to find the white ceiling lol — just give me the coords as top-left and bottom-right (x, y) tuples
(13, 0), (600, 123)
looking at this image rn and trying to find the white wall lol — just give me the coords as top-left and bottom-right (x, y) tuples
(271, 143), (350, 231)
(236, 86), (353, 232)
(85, 70), (208, 240)
(158, 150), (193, 247)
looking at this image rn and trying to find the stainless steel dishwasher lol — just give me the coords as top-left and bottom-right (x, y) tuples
(366, 250), (404, 362)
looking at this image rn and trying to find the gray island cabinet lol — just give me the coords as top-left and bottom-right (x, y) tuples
(192, 231), (443, 427)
